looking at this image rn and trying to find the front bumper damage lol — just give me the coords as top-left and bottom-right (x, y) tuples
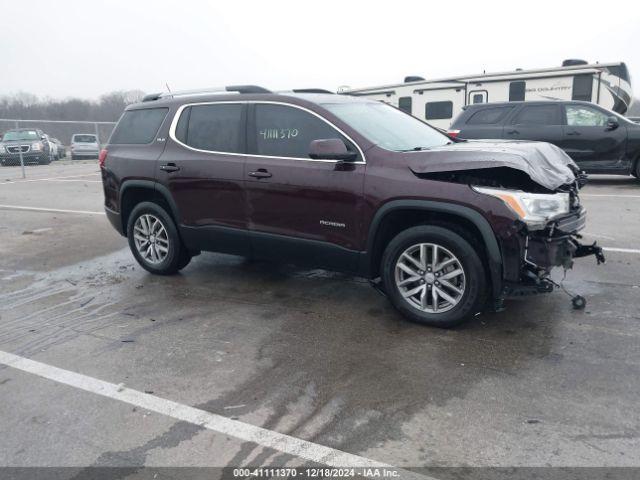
(501, 206), (605, 298)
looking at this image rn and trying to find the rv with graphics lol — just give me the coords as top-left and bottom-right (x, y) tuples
(340, 60), (633, 129)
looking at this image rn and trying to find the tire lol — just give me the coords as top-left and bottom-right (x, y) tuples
(126, 202), (191, 275)
(380, 225), (486, 328)
(634, 160), (640, 179)
(71, 154), (76, 160)
(38, 155), (51, 165)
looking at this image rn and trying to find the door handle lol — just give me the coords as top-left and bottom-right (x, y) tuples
(566, 131), (581, 136)
(160, 163), (180, 172)
(506, 129), (520, 135)
(248, 169), (272, 178)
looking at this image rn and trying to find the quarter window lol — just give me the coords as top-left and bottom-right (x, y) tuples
(253, 104), (352, 159)
(513, 105), (561, 125)
(398, 97), (412, 114)
(175, 104), (243, 152)
(572, 74), (593, 102)
(509, 81), (526, 102)
(425, 101), (453, 120)
(566, 105), (608, 126)
(110, 108), (168, 144)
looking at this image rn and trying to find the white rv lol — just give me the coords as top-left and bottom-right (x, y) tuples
(340, 60), (633, 129)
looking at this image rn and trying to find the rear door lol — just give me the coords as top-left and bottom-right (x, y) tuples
(158, 101), (250, 255)
(560, 104), (627, 171)
(504, 103), (564, 144)
(454, 105), (514, 139)
(244, 102), (366, 272)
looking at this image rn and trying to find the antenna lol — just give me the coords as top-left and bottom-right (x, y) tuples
(165, 83), (172, 94)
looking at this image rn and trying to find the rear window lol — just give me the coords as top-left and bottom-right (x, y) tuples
(467, 107), (513, 125)
(73, 134), (98, 143)
(110, 108), (168, 144)
(513, 104), (561, 125)
(174, 104), (243, 153)
(425, 101), (453, 120)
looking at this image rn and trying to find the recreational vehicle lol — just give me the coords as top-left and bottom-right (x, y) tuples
(340, 60), (633, 129)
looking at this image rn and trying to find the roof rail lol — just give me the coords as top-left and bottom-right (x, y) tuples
(292, 88), (334, 94)
(142, 85), (272, 102)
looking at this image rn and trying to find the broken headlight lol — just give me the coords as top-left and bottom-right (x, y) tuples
(473, 187), (570, 230)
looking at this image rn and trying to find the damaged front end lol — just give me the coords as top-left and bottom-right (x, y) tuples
(407, 140), (606, 306)
(469, 173), (605, 301)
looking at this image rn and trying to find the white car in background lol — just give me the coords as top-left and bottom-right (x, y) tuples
(70, 134), (100, 160)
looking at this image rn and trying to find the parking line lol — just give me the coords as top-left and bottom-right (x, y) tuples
(1, 173), (100, 184)
(0, 350), (427, 478)
(0, 204), (104, 215)
(581, 194), (640, 198)
(603, 247), (640, 254)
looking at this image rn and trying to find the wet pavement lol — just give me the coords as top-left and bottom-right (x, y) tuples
(0, 162), (639, 475)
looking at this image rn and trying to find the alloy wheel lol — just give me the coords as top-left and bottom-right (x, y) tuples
(394, 242), (466, 313)
(133, 214), (170, 265)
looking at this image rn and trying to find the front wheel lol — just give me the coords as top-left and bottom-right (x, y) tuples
(127, 202), (191, 275)
(381, 225), (487, 328)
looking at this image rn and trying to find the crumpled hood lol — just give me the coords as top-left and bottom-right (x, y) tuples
(406, 140), (578, 191)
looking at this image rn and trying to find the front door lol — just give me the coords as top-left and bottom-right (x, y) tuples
(157, 102), (250, 254)
(560, 104), (628, 171)
(244, 102), (366, 273)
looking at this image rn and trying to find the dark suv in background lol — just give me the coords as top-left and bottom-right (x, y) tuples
(449, 101), (640, 178)
(0, 128), (53, 166)
(101, 86), (603, 327)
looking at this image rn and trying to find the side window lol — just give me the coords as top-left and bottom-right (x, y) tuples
(425, 101), (453, 120)
(253, 104), (352, 159)
(467, 107), (513, 125)
(472, 94), (484, 104)
(572, 74), (593, 102)
(175, 104), (243, 153)
(110, 108), (168, 144)
(566, 105), (609, 126)
(513, 105), (561, 125)
(509, 81), (526, 102)
(398, 97), (412, 114)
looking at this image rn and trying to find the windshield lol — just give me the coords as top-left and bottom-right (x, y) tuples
(73, 134), (97, 143)
(2, 130), (39, 142)
(323, 101), (451, 152)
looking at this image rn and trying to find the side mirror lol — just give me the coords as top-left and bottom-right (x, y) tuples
(606, 116), (619, 130)
(309, 138), (357, 161)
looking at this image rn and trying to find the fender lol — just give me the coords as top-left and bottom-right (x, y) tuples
(362, 200), (503, 299)
(119, 180), (181, 230)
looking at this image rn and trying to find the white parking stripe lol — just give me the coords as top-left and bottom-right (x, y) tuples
(0, 350), (428, 478)
(581, 194), (640, 198)
(1, 173), (100, 184)
(603, 247), (640, 254)
(0, 204), (104, 215)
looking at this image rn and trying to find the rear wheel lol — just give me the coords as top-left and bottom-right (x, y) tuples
(127, 202), (191, 275)
(381, 225), (486, 328)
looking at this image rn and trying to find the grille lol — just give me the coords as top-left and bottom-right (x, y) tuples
(6, 145), (30, 154)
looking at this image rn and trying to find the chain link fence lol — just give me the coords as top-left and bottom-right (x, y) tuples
(0, 119), (116, 177)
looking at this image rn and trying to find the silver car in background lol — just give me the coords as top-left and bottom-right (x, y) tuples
(70, 133), (99, 160)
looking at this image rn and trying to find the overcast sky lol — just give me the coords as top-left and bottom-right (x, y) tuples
(1, 0), (639, 100)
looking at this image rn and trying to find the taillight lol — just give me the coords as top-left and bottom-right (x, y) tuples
(447, 129), (460, 139)
(98, 149), (108, 168)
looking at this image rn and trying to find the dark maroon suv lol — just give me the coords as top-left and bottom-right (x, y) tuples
(100, 85), (604, 327)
